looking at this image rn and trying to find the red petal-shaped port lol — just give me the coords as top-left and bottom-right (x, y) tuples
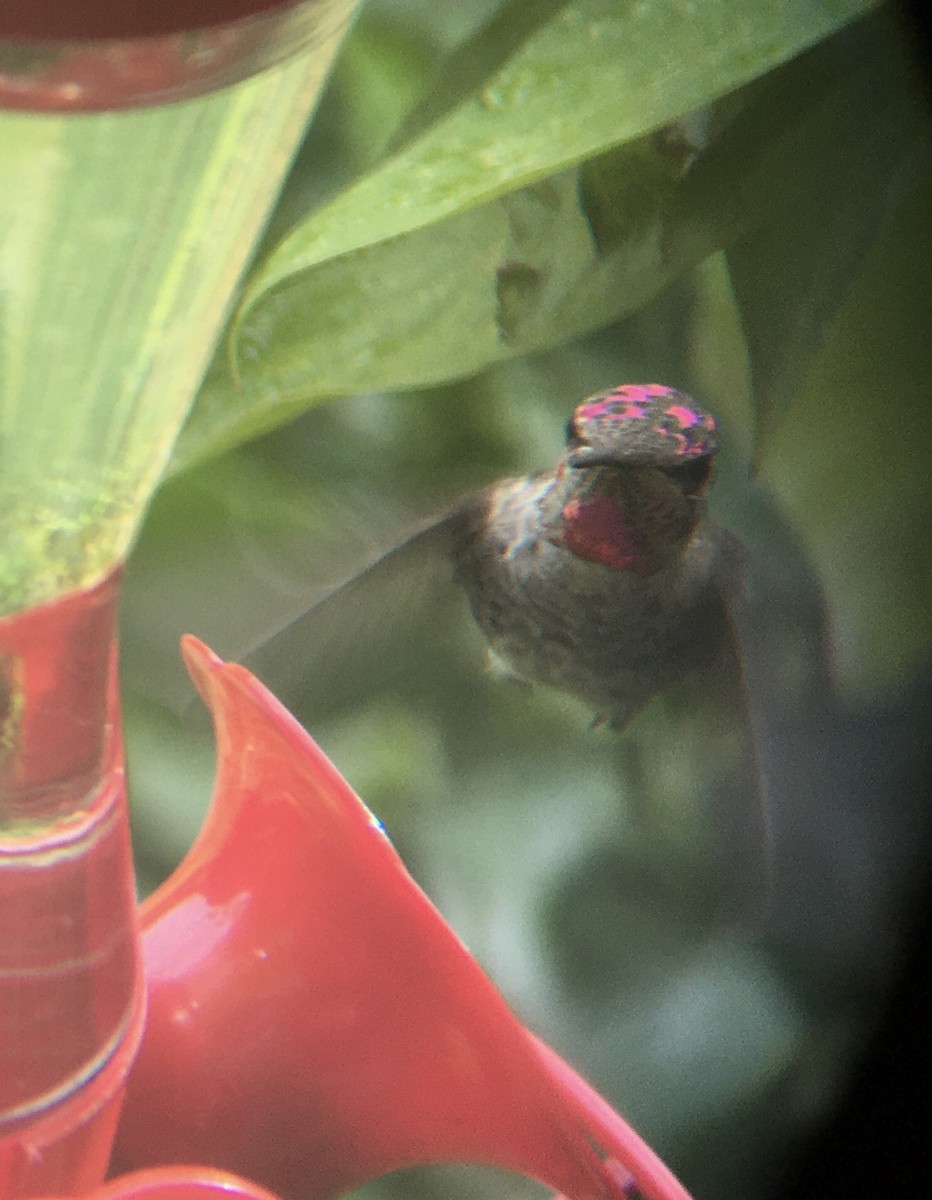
(113, 638), (692, 1200)
(35, 1164), (283, 1199)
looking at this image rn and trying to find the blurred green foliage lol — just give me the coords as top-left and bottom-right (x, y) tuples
(119, 3), (931, 1199)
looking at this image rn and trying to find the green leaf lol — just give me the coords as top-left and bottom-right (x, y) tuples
(721, 12), (919, 457)
(172, 0), (878, 468)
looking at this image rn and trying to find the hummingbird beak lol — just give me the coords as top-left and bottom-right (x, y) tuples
(567, 444), (715, 489)
(566, 445), (632, 469)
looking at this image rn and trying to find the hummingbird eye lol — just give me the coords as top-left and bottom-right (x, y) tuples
(565, 416), (584, 448)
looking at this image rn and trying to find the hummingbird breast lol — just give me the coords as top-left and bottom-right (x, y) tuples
(451, 473), (728, 728)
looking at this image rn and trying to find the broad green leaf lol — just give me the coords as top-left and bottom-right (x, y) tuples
(173, 0), (878, 468)
(723, 13), (920, 458)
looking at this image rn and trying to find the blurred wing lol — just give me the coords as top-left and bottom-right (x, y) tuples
(241, 505), (475, 716)
(711, 485), (835, 920)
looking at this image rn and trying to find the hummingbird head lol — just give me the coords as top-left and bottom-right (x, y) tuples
(550, 385), (720, 574)
(563, 383), (718, 496)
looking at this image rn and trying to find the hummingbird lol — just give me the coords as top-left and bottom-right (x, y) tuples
(237, 380), (839, 914)
(449, 383), (740, 730)
(246, 383), (748, 734)
(235, 381), (843, 921)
